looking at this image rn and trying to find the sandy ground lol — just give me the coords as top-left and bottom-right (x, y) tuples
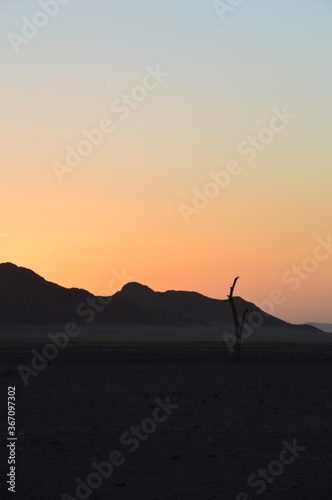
(0, 336), (331, 499)
(1, 322), (331, 344)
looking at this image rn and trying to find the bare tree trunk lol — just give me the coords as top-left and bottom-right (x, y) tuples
(227, 277), (249, 361)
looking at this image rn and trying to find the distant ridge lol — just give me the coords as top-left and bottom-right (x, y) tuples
(307, 322), (332, 333)
(0, 263), (327, 335)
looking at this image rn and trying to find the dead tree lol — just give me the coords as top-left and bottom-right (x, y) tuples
(227, 277), (249, 361)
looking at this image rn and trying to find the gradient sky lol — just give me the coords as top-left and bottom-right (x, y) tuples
(1, 0), (331, 323)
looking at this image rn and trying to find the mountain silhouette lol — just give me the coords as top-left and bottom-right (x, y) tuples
(0, 263), (94, 324)
(0, 263), (323, 334)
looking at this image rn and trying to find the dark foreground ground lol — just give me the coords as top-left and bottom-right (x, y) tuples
(0, 342), (331, 499)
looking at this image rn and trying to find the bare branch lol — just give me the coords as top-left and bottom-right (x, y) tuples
(227, 277), (249, 361)
(228, 276), (239, 298)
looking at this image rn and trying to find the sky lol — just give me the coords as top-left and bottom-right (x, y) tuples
(0, 0), (331, 323)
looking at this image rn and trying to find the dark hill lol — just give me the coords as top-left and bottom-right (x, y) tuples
(0, 263), (93, 324)
(0, 263), (323, 334)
